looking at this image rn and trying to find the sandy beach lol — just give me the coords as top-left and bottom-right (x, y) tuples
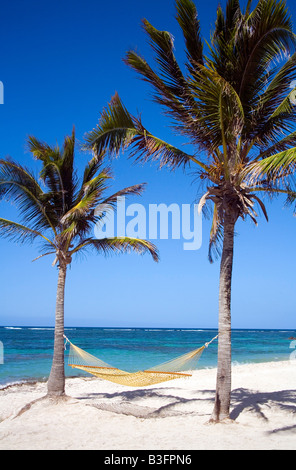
(0, 360), (295, 450)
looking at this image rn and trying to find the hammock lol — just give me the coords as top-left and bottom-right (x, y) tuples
(64, 334), (218, 387)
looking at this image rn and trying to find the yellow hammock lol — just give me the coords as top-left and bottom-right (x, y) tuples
(64, 334), (218, 387)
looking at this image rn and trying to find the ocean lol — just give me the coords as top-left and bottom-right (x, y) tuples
(0, 326), (295, 388)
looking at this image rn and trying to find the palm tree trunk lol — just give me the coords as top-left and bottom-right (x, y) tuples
(211, 212), (236, 422)
(47, 264), (67, 397)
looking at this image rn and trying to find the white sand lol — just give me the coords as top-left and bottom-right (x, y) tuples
(0, 360), (295, 450)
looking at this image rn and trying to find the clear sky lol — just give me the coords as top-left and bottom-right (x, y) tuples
(0, 0), (295, 329)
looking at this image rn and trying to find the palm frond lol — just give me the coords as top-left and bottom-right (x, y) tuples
(0, 217), (55, 246)
(71, 237), (159, 262)
(58, 168), (114, 247)
(84, 92), (136, 157)
(60, 127), (78, 211)
(27, 131), (78, 217)
(210, 0), (296, 124)
(250, 193), (269, 221)
(189, 65), (245, 162)
(84, 93), (208, 171)
(100, 183), (146, 209)
(255, 130), (296, 160)
(0, 158), (58, 235)
(264, 52), (296, 119)
(129, 118), (209, 170)
(141, 18), (189, 97)
(27, 135), (63, 196)
(238, 0), (296, 101)
(248, 146), (296, 182)
(208, 206), (224, 264)
(175, 0), (203, 73)
(124, 41), (214, 152)
(32, 252), (56, 262)
(245, 52), (296, 145)
(80, 151), (106, 186)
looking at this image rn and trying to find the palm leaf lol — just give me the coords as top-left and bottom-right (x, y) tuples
(71, 237), (159, 262)
(27, 136), (64, 200)
(60, 170), (113, 231)
(100, 183), (146, 209)
(0, 158), (58, 235)
(124, 38), (214, 152)
(27, 131), (78, 216)
(248, 146), (296, 181)
(238, 0), (296, 102)
(175, 0), (204, 72)
(255, 130), (296, 160)
(208, 206), (224, 264)
(84, 92), (137, 156)
(141, 19), (189, 97)
(0, 217), (54, 246)
(59, 128), (77, 211)
(84, 93), (209, 171)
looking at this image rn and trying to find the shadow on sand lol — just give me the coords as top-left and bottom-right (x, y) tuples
(74, 385), (296, 427)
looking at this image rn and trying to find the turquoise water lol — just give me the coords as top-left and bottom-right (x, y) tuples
(0, 326), (295, 388)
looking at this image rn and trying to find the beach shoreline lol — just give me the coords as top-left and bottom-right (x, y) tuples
(0, 359), (295, 450)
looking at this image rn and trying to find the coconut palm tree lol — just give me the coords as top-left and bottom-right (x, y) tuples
(84, 0), (296, 421)
(0, 128), (159, 397)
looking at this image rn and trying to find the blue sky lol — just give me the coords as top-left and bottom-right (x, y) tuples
(0, 0), (295, 329)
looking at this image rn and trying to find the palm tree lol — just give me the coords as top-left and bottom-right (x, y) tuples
(84, 0), (296, 421)
(0, 128), (159, 397)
